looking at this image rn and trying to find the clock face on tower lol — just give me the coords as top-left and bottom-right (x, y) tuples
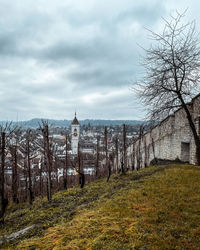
(73, 128), (77, 137)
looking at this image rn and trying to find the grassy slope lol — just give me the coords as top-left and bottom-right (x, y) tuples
(1, 164), (200, 249)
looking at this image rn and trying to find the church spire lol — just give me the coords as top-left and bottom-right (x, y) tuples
(72, 112), (80, 125)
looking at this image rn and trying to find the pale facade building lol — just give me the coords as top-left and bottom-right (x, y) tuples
(126, 94), (200, 168)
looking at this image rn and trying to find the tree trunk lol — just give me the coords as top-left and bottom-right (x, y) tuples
(107, 161), (111, 182)
(12, 146), (18, 203)
(27, 137), (34, 205)
(0, 132), (7, 223)
(63, 135), (68, 189)
(44, 125), (52, 202)
(39, 159), (43, 198)
(79, 173), (85, 189)
(123, 124), (127, 173)
(115, 136), (119, 173)
(104, 127), (110, 180)
(78, 143), (85, 188)
(55, 158), (59, 191)
(95, 136), (99, 178)
(23, 159), (28, 201)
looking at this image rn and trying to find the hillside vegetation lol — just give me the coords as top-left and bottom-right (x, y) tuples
(1, 164), (200, 249)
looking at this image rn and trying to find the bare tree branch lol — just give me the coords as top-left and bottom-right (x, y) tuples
(134, 11), (200, 165)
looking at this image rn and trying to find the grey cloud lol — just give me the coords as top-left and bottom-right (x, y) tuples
(116, 2), (166, 25)
(0, 32), (19, 56)
(67, 66), (137, 89)
(40, 38), (125, 63)
(0, 0), (197, 120)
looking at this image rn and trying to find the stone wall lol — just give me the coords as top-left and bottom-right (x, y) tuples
(127, 94), (200, 168)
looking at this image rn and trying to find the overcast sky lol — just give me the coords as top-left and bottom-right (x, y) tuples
(0, 0), (199, 121)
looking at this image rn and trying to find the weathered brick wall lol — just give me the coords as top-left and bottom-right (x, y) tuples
(127, 94), (200, 168)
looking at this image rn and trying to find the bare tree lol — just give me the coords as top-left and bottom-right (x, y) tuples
(70, 144), (85, 189)
(137, 11), (200, 165)
(130, 137), (136, 171)
(115, 136), (119, 173)
(136, 125), (144, 170)
(19, 129), (38, 204)
(0, 123), (17, 223)
(40, 121), (52, 202)
(63, 133), (68, 189)
(0, 131), (6, 223)
(95, 136), (100, 178)
(104, 127), (111, 181)
(25, 130), (35, 205)
(78, 143), (85, 188)
(122, 124), (127, 173)
(10, 144), (18, 203)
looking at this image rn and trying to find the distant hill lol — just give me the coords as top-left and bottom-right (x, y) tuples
(0, 118), (145, 128)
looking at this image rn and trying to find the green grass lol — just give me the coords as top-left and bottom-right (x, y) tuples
(1, 164), (200, 249)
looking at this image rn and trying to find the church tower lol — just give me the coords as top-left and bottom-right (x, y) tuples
(71, 113), (80, 155)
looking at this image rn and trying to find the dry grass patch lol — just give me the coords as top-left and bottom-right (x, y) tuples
(14, 164), (200, 249)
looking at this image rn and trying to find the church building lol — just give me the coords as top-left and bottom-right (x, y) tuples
(71, 113), (80, 155)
